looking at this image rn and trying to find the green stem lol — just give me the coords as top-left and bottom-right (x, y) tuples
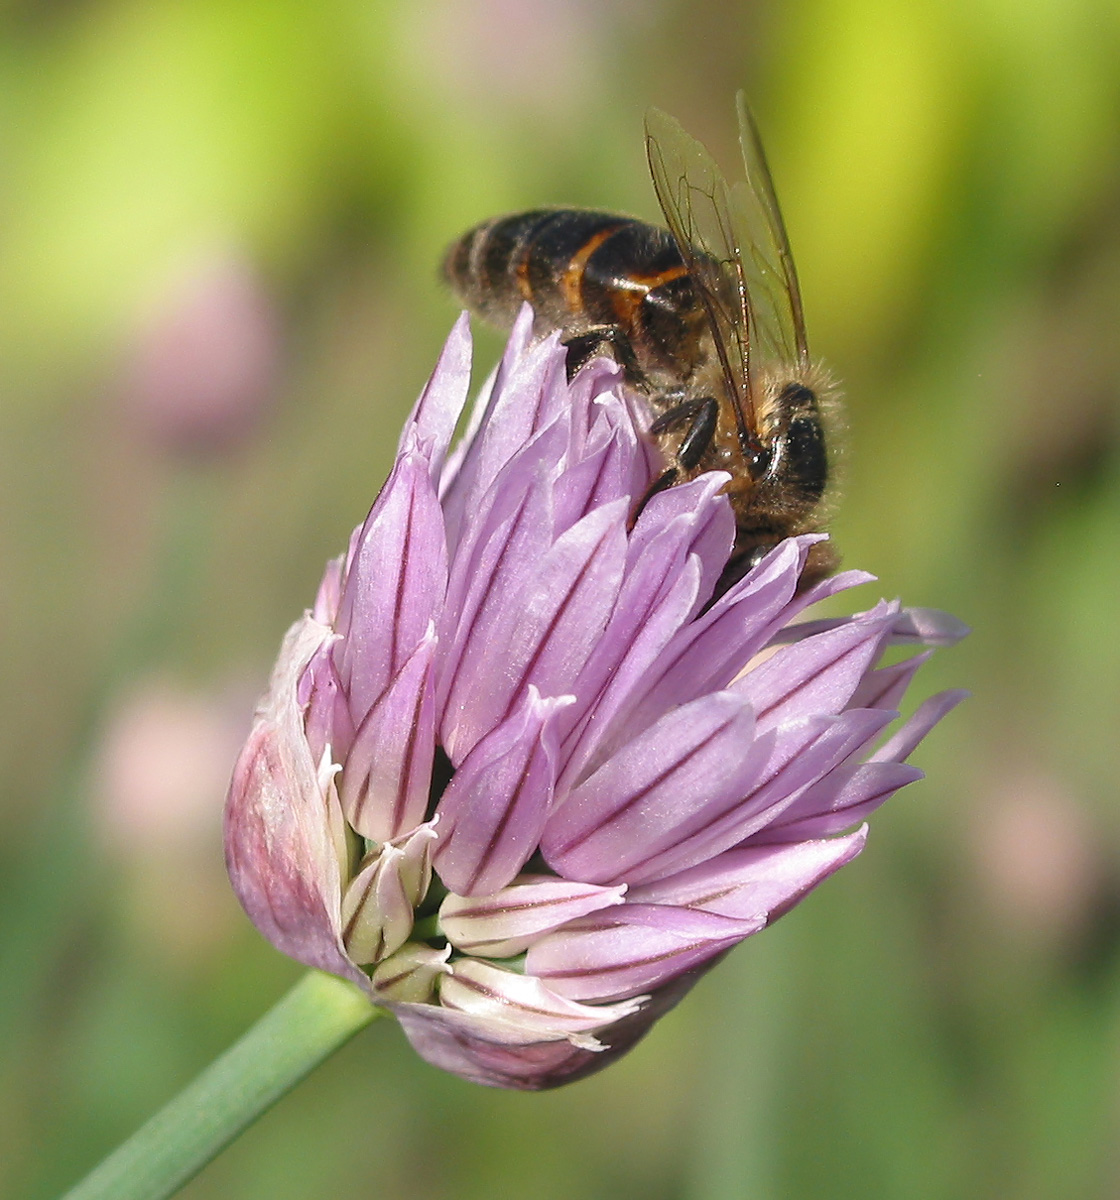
(61, 972), (382, 1200)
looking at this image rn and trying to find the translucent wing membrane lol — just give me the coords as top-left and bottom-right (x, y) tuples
(644, 104), (756, 443)
(644, 95), (809, 430)
(731, 92), (809, 369)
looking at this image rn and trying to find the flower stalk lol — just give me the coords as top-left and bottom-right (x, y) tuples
(62, 972), (379, 1200)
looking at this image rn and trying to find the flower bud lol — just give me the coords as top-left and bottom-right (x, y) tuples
(225, 314), (966, 1088)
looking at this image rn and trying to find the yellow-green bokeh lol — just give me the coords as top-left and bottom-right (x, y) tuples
(2, 2), (1119, 1197)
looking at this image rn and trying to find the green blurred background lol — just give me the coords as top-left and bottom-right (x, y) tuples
(2, 0), (1118, 1196)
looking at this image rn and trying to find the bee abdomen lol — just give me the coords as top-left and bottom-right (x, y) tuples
(443, 210), (703, 381)
(443, 210), (560, 328)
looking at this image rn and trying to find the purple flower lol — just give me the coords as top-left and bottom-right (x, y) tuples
(225, 311), (967, 1090)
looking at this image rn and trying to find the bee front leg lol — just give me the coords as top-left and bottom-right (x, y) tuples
(650, 396), (719, 470)
(634, 396), (720, 522)
(563, 326), (641, 381)
(646, 395), (698, 434)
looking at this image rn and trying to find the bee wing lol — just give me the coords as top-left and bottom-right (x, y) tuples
(645, 103), (757, 443)
(730, 91), (809, 370)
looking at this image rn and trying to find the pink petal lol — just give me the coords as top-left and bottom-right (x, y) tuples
(224, 616), (366, 989)
(438, 959), (641, 1036)
(628, 827), (868, 920)
(734, 602), (898, 732)
(526, 903), (762, 1001)
(888, 608), (971, 647)
(389, 963), (711, 1090)
(441, 327), (567, 542)
(542, 692), (761, 884)
(333, 439), (449, 726)
(757, 761), (923, 840)
(870, 689), (970, 764)
(593, 537), (860, 756)
(400, 312), (473, 478)
(300, 637), (353, 764)
(443, 500), (627, 760)
(338, 629), (437, 842)
(311, 555), (343, 625)
(434, 688), (572, 896)
(620, 708), (894, 885)
(846, 650), (933, 712)
(440, 875), (627, 957)
(436, 436), (559, 761)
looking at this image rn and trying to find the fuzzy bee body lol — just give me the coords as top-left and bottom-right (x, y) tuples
(445, 210), (706, 390)
(444, 98), (837, 592)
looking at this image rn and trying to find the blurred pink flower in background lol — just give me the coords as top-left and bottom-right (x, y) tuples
(972, 767), (1102, 949)
(409, 0), (656, 116)
(121, 248), (279, 457)
(93, 676), (253, 960)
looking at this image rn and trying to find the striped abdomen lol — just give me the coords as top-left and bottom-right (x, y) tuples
(443, 210), (709, 391)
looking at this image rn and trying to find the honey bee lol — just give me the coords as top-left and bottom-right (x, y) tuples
(443, 93), (836, 593)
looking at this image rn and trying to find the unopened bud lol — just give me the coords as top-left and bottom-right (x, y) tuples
(372, 943), (452, 1002)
